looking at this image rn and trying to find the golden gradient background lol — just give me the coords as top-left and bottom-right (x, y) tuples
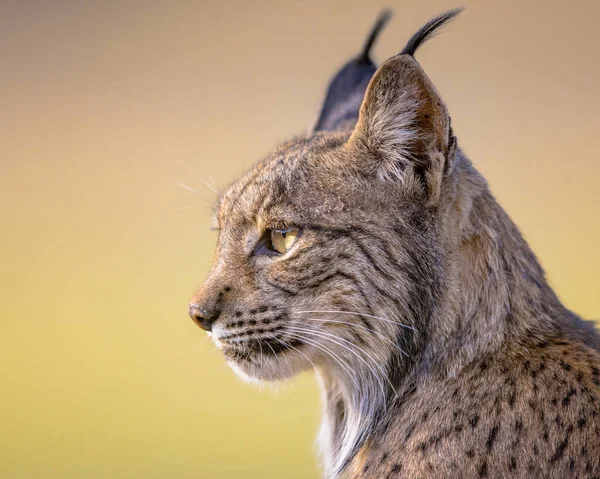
(1, 1), (599, 478)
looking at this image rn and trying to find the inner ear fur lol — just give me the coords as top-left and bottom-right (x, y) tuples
(346, 54), (454, 190)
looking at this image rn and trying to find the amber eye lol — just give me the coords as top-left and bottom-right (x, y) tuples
(270, 228), (300, 254)
(253, 227), (302, 256)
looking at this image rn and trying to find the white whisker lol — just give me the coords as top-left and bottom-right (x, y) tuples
(207, 174), (218, 191)
(283, 331), (359, 389)
(285, 325), (390, 399)
(302, 317), (408, 357)
(176, 181), (196, 193)
(273, 336), (322, 383)
(297, 310), (416, 332)
(200, 179), (219, 196)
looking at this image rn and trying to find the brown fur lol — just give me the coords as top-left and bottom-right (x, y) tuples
(189, 11), (600, 478)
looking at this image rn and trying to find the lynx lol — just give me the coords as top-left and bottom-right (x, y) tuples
(189, 10), (600, 478)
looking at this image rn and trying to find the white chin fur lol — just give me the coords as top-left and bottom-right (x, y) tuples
(228, 361), (267, 384)
(225, 349), (310, 383)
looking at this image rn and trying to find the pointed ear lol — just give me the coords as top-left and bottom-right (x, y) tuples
(346, 54), (455, 186)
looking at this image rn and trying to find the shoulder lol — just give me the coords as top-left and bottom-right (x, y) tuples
(350, 336), (600, 477)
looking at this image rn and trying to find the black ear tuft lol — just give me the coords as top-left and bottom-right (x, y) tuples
(401, 8), (463, 57)
(358, 9), (392, 64)
(312, 10), (392, 133)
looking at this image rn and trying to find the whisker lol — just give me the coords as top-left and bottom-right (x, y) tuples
(272, 336), (319, 374)
(283, 331), (359, 388)
(257, 334), (265, 367)
(218, 326), (284, 342)
(297, 310), (416, 332)
(285, 325), (390, 398)
(301, 317), (408, 357)
(288, 324), (400, 399)
(207, 174), (218, 191)
(200, 179), (219, 196)
(176, 180), (196, 193)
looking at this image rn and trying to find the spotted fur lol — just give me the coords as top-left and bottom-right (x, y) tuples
(189, 10), (600, 478)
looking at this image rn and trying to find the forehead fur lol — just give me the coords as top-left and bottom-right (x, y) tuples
(216, 131), (426, 232)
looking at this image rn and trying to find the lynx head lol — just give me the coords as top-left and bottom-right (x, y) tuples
(189, 9), (468, 388)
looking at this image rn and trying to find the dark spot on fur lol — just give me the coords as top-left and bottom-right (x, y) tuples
(515, 419), (523, 433)
(508, 390), (516, 408)
(486, 425), (500, 451)
(554, 414), (563, 429)
(560, 361), (572, 372)
(494, 395), (502, 415)
(509, 457), (517, 471)
(562, 388), (576, 407)
(470, 415), (479, 429)
(478, 460), (488, 477)
(550, 437), (569, 463)
(404, 423), (416, 442)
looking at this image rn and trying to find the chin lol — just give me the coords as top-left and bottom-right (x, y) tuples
(221, 343), (310, 383)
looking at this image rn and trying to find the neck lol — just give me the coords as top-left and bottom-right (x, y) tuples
(423, 152), (591, 374)
(317, 151), (584, 477)
(316, 355), (391, 477)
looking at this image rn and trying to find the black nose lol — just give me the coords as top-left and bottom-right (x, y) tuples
(188, 303), (219, 332)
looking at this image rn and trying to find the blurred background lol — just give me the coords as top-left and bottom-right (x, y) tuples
(1, 1), (599, 478)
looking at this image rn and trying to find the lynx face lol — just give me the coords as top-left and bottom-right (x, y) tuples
(190, 129), (445, 384)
